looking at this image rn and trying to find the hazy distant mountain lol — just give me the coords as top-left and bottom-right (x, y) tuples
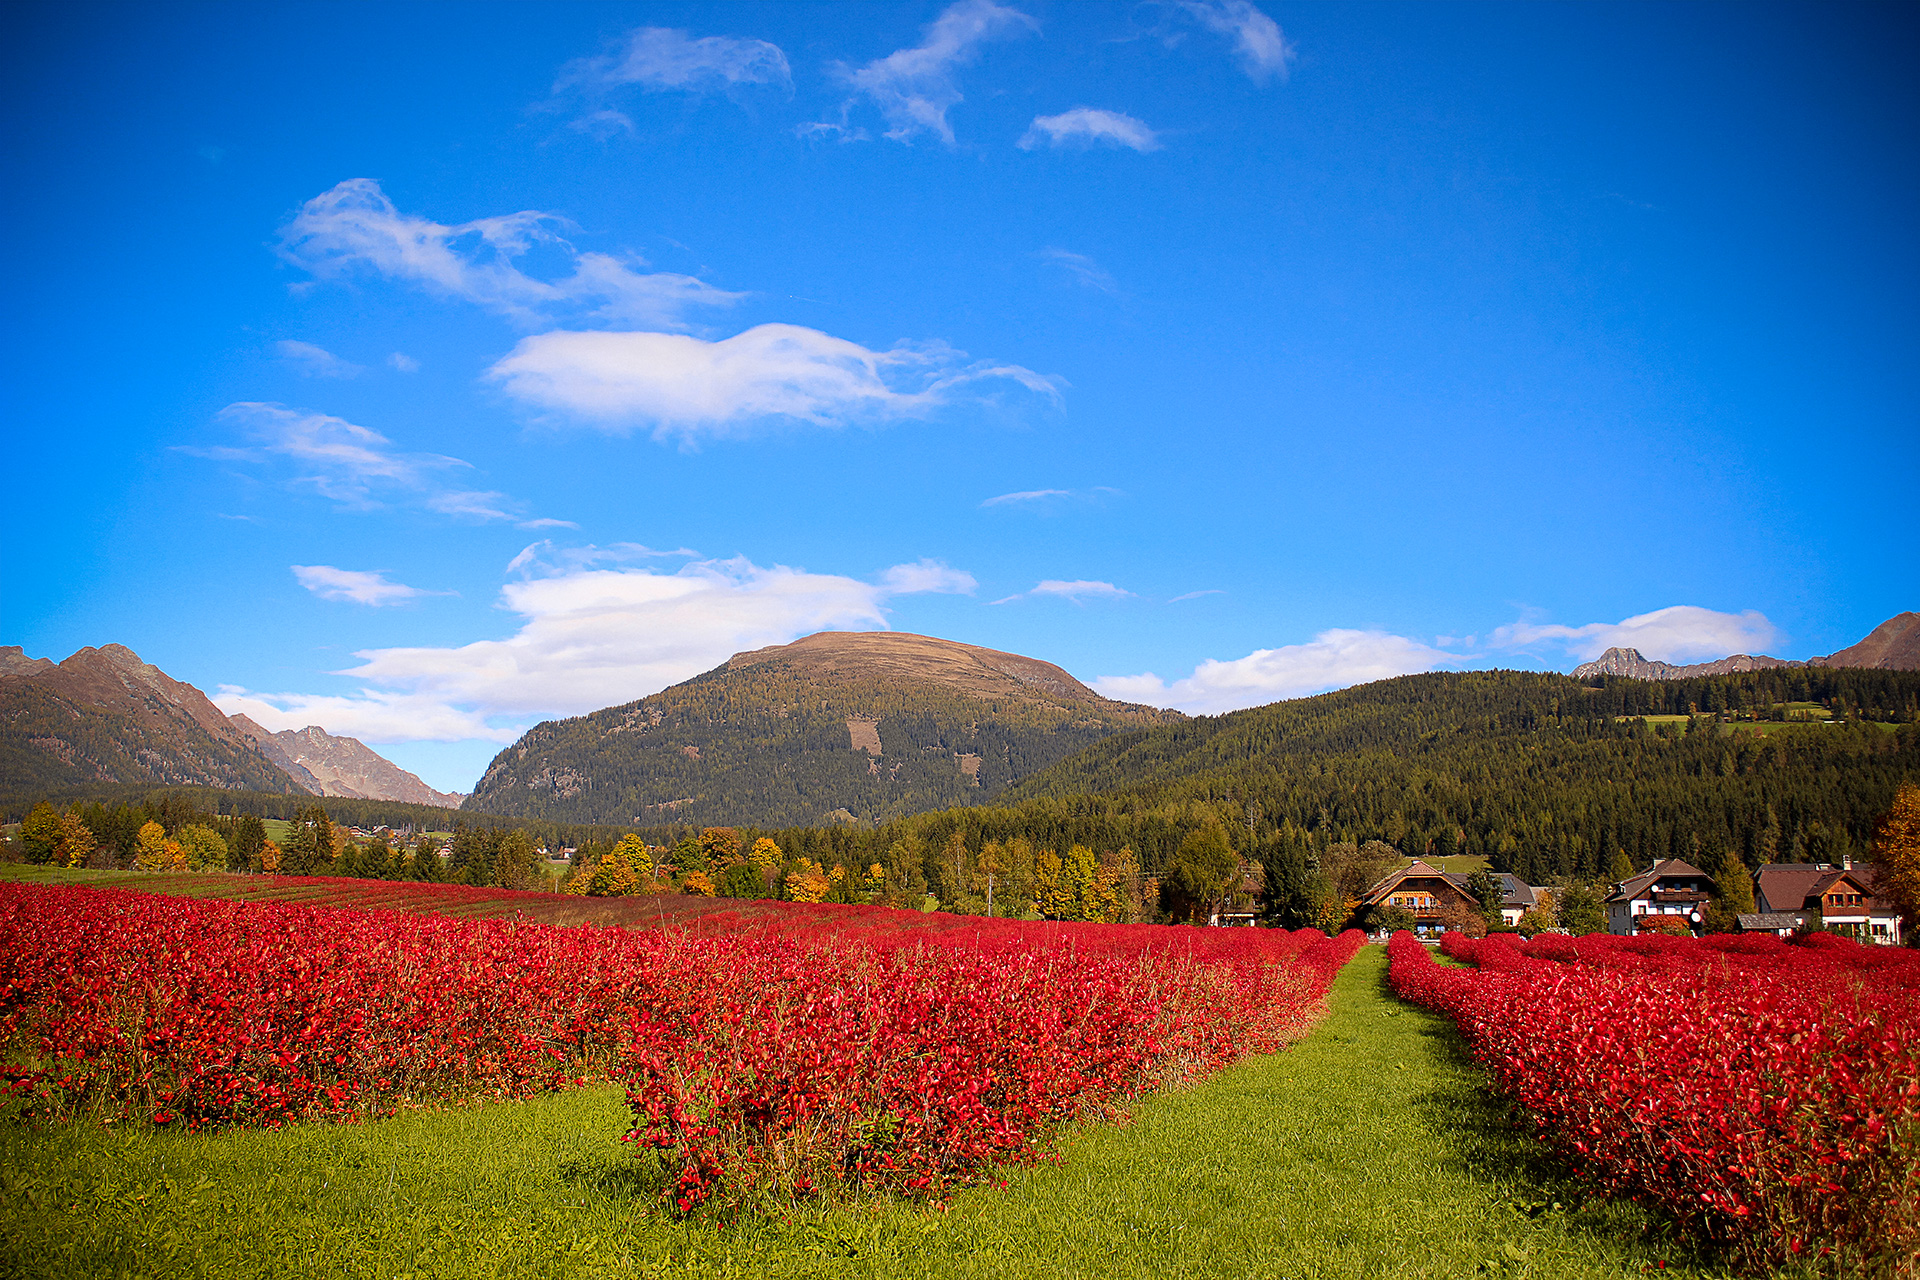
(467, 630), (1185, 827)
(1573, 611), (1919, 680)
(228, 715), (464, 808)
(1572, 649), (1801, 680)
(0, 644), (300, 794)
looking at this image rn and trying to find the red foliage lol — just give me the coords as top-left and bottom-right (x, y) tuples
(0, 882), (1360, 1211)
(1389, 930), (1920, 1274)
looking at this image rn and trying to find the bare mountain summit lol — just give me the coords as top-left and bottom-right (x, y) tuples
(468, 630), (1182, 827)
(1811, 611), (1920, 670)
(228, 716), (465, 808)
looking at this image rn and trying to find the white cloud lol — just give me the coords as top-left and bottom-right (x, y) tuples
(276, 340), (362, 378)
(487, 323), (1058, 438)
(995, 579), (1131, 604)
(1488, 605), (1780, 665)
(981, 488), (1072, 507)
(291, 565), (433, 607)
(200, 402), (532, 523)
(1037, 248), (1121, 294)
(215, 551), (975, 743)
(879, 559), (977, 594)
(1168, 589), (1224, 602)
(832, 0), (1039, 144)
(278, 179), (742, 329)
(1019, 109), (1160, 152)
(1176, 0), (1294, 82)
(387, 352), (421, 373)
(556, 27), (791, 94)
(516, 517), (580, 531)
(1095, 629), (1454, 714)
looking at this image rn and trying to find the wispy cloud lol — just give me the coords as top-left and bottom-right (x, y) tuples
(1169, 589), (1224, 602)
(981, 488), (1071, 507)
(1174, 0), (1294, 82)
(387, 352), (420, 373)
(979, 485), (1121, 509)
(276, 340), (362, 378)
(993, 578), (1132, 604)
(516, 517), (580, 531)
(878, 558), (977, 594)
(556, 27), (791, 96)
(1095, 629), (1455, 714)
(1037, 248), (1121, 295)
(215, 550), (978, 743)
(1488, 605), (1779, 665)
(1019, 108), (1160, 152)
(197, 402), (536, 523)
(826, 0), (1038, 144)
(292, 565), (437, 607)
(279, 179), (742, 330)
(487, 323), (1059, 439)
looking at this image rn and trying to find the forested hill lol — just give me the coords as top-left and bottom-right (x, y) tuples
(464, 631), (1182, 828)
(996, 666), (1920, 885)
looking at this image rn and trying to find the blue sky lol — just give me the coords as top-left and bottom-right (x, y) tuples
(6, 1), (1916, 792)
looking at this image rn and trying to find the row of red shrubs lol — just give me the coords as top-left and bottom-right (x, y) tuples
(1388, 928), (1919, 1275)
(0, 882), (1360, 1211)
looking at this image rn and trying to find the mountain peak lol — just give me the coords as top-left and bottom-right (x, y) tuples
(1814, 611), (1920, 670)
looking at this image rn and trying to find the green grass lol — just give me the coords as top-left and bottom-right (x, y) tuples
(260, 818), (292, 844)
(0, 948), (1736, 1280)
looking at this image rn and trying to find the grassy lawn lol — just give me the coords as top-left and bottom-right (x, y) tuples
(0, 947), (1729, 1280)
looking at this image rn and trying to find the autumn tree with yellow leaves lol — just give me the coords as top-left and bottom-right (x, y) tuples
(1873, 782), (1920, 944)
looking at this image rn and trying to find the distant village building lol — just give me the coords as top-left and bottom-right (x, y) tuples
(1605, 858), (1716, 936)
(1753, 861), (1901, 945)
(1360, 862), (1550, 936)
(1361, 861), (1478, 936)
(1492, 873), (1540, 927)
(1208, 860), (1266, 927)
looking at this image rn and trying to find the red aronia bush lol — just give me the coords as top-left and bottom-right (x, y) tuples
(0, 882), (1360, 1211)
(1389, 929), (1920, 1275)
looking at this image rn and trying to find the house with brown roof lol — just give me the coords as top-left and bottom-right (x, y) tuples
(1361, 860), (1480, 936)
(1753, 861), (1901, 946)
(1605, 858), (1716, 936)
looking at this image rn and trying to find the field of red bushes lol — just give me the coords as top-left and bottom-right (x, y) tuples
(0, 880), (1360, 1210)
(1389, 928), (1920, 1275)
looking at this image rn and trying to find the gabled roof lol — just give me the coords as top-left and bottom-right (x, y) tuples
(1362, 860), (1472, 905)
(1607, 858), (1715, 904)
(1755, 863), (1882, 912)
(1493, 873), (1538, 909)
(1737, 912), (1804, 931)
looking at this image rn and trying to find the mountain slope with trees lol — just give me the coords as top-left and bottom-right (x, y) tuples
(0, 645), (299, 795)
(998, 665), (1920, 886)
(464, 631), (1182, 827)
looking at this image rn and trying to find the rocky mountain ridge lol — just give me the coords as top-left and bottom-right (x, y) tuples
(0, 644), (298, 794)
(1572, 611), (1919, 680)
(0, 643), (461, 806)
(228, 715), (464, 808)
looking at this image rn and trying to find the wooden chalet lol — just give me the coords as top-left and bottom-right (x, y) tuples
(1605, 858), (1716, 936)
(1361, 860), (1480, 936)
(1754, 861), (1901, 946)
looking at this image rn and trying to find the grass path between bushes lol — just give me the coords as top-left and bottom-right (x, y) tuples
(0, 947), (1734, 1280)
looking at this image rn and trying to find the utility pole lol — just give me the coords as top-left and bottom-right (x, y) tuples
(986, 872), (994, 918)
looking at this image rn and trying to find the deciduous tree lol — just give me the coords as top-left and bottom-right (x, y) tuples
(1872, 782), (1920, 943)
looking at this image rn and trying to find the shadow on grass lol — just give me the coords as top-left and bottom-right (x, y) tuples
(557, 1148), (665, 1200)
(1375, 960), (1726, 1274)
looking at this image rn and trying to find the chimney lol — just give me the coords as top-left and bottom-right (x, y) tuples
(1842, 854), (1852, 871)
